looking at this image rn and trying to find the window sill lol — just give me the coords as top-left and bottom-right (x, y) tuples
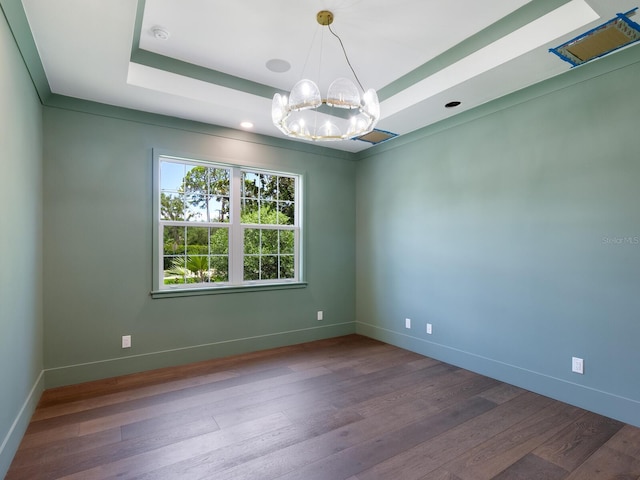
(151, 282), (308, 299)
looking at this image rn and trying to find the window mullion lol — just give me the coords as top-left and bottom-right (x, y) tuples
(230, 168), (243, 284)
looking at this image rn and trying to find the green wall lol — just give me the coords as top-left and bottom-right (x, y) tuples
(42, 107), (356, 387)
(3, 2), (640, 474)
(0, 9), (43, 478)
(356, 57), (640, 426)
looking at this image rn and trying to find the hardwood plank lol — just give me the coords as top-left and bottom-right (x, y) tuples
(420, 471), (464, 480)
(491, 453), (569, 480)
(534, 410), (624, 471)
(356, 391), (553, 480)
(331, 363), (463, 409)
(564, 445), (640, 480)
(49, 413), (291, 480)
(206, 356), (455, 430)
(8, 427), (122, 470)
(119, 404), (219, 441)
(31, 370), (238, 421)
(441, 401), (586, 480)
(274, 396), (497, 480)
(476, 383), (526, 405)
(124, 408), (364, 480)
(202, 393), (485, 480)
(27, 366), (296, 435)
(8, 410), (223, 480)
(350, 367), (478, 419)
(606, 425), (640, 457)
(27, 365), (330, 443)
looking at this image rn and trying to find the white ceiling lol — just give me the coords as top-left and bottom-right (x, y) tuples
(20, 0), (640, 152)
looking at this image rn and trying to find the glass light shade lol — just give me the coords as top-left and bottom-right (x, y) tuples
(283, 110), (311, 138)
(271, 93), (288, 126)
(288, 79), (321, 110)
(326, 77), (360, 109)
(347, 114), (369, 137)
(317, 121), (342, 140)
(362, 88), (380, 121)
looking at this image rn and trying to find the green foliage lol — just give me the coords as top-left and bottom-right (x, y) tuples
(241, 208), (294, 281)
(160, 192), (188, 221)
(183, 166), (230, 222)
(164, 255), (228, 284)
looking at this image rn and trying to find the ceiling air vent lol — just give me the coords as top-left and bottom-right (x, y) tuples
(356, 129), (398, 145)
(550, 8), (640, 66)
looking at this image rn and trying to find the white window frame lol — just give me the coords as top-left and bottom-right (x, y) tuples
(152, 151), (304, 296)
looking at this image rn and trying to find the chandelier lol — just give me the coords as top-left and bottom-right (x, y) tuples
(272, 10), (380, 142)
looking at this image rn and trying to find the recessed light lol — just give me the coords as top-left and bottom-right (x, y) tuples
(445, 101), (461, 108)
(266, 59), (291, 73)
(151, 26), (170, 40)
(240, 121), (254, 129)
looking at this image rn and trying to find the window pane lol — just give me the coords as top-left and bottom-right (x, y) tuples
(163, 226), (185, 255)
(187, 256), (211, 282)
(244, 256), (260, 281)
(279, 230), (294, 255)
(208, 196), (230, 223)
(160, 192), (185, 221)
(278, 202), (295, 225)
(278, 176), (295, 202)
(210, 256), (229, 282)
(164, 255), (187, 285)
(183, 166), (208, 193)
(261, 230), (278, 254)
(186, 227), (209, 254)
(209, 168), (230, 196)
(210, 228), (228, 255)
(280, 255), (295, 279)
(185, 194), (207, 222)
(160, 161), (185, 191)
(260, 201), (277, 224)
(242, 172), (259, 198)
(244, 228), (260, 254)
(259, 173), (275, 201)
(241, 199), (259, 223)
(261, 256), (278, 280)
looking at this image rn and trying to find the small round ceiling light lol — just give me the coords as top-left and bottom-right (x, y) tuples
(266, 59), (291, 73)
(240, 121), (254, 129)
(151, 26), (170, 40)
(445, 101), (461, 108)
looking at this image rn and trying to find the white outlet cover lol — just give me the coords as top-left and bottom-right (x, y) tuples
(405, 318), (411, 329)
(426, 323), (433, 334)
(122, 335), (132, 348)
(572, 357), (584, 374)
(317, 311), (323, 321)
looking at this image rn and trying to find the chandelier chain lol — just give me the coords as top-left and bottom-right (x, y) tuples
(328, 24), (365, 92)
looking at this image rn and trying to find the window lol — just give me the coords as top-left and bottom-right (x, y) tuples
(153, 153), (301, 293)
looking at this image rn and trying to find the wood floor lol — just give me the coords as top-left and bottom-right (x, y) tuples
(7, 335), (640, 480)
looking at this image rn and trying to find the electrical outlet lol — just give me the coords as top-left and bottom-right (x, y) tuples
(122, 335), (132, 349)
(426, 323), (433, 335)
(405, 318), (411, 329)
(317, 311), (323, 321)
(572, 357), (584, 374)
